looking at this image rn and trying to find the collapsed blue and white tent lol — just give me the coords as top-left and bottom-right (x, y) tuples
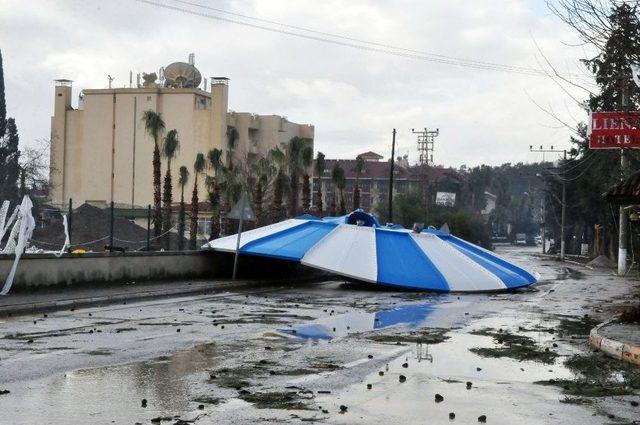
(204, 210), (537, 292)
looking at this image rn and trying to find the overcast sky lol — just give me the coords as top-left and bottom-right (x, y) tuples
(0, 0), (596, 168)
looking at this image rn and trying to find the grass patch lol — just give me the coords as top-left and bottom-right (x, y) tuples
(192, 396), (223, 405)
(534, 353), (640, 397)
(239, 391), (312, 410)
(469, 329), (558, 364)
(559, 396), (594, 405)
(556, 315), (600, 337)
(363, 328), (450, 345)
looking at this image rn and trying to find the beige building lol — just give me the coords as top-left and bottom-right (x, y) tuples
(49, 60), (314, 209)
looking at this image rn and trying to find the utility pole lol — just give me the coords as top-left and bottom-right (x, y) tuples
(530, 145), (567, 261)
(412, 127), (439, 217)
(388, 129), (396, 224)
(618, 77), (629, 275)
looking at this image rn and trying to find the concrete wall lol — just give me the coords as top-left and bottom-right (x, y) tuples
(0, 251), (226, 290)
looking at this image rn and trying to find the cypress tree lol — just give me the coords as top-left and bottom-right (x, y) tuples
(4, 118), (20, 202)
(0, 49), (6, 138)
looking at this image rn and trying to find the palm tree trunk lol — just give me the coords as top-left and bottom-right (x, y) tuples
(255, 180), (264, 226)
(178, 187), (185, 251)
(153, 144), (162, 238)
(272, 171), (284, 222)
(189, 178), (199, 250)
(353, 184), (360, 210)
(339, 189), (346, 215)
(162, 163), (173, 250)
(288, 171), (299, 217)
(209, 183), (220, 240)
(315, 180), (323, 215)
(302, 174), (311, 213)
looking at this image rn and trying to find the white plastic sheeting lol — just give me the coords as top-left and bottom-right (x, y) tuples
(0, 196), (36, 295)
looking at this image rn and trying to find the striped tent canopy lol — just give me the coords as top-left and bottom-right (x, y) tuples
(204, 210), (537, 292)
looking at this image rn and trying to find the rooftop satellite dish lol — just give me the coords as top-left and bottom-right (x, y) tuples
(164, 62), (202, 88)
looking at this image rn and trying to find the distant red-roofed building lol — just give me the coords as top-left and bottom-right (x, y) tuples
(312, 152), (463, 213)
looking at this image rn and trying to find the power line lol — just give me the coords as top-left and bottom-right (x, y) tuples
(170, 0), (556, 76)
(133, 0), (558, 77)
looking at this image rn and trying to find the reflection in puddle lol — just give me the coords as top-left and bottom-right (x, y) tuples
(280, 303), (436, 340)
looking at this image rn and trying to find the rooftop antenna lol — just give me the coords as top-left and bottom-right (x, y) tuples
(129, 71), (133, 88)
(107, 75), (114, 89)
(412, 127), (439, 166)
(188, 52), (195, 65)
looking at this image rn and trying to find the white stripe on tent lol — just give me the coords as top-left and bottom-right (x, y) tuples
(301, 224), (377, 282)
(411, 233), (506, 291)
(203, 219), (307, 252)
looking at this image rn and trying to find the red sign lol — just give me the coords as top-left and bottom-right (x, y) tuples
(590, 111), (640, 149)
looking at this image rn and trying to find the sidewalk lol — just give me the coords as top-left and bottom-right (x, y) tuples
(0, 278), (292, 317)
(590, 321), (640, 366)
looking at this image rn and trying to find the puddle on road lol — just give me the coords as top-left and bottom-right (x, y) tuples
(2, 344), (222, 425)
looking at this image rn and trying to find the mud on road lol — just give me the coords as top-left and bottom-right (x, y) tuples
(0, 246), (639, 424)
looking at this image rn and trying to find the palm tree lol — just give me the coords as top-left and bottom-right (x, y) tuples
(353, 155), (365, 210)
(251, 156), (275, 225)
(314, 152), (326, 215)
(332, 163), (346, 215)
(269, 146), (288, 222)
(285, 136), (310, 217)
(177, 166), (189, 251)
(226, 127), (239, 170)
(301, 145), (314, 213)
(161, 129), (180, 249)
(142, 110), (165, 238)
(189, 153), (206, 249)
(207, 148), (224, 239)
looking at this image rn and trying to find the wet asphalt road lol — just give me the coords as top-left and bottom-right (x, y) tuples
(0, 246), (639, 424)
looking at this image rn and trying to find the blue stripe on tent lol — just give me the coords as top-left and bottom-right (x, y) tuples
(241, 221), (338, 261)
(375, 229), (449, 291)
(442, 236), (534, 288)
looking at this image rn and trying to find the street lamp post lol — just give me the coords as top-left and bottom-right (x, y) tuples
(531, 146), (567, 261)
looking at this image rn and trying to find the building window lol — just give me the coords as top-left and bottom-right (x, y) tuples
(197, 218), (211, 235)
(146, 96), (152, 101)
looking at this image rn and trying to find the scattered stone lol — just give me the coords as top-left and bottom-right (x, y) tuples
(402, 363), (408, 368)
(317, 390), (331, 394)
(476, 367), (482, 371)
(367, 384), (372, 390)
(0, 390), (10, 395)
(435, 394), (444, 403)
(265, 346), (272, 350)
(209, 374), (217, 380)
(630, 400), (639, 407)
(88, 313), (92, 317)
(378, 371), (384, 376)
(552, 343), (558, 348)
(27, 339), (33, 344)
(339, 405), (348, 413)
(368, 354), (373, 359)
(43, 314), (47, 318)
(399, 375), (406, 383)
(198, 404), (204, 410)
(466, 382), (472, 389)
(332, 327), (336, 332)
(176, 329), (181, 333)
(478, 415), (487, 422)
(607, 414), (615, 419)
(449, 412), (456, 420)
(269, 370), (276, 375)
(322, 409), (329, 414)
(141, 399), (147, 408)
(221, 325), (225, 329)
(33, 321), (36, 325)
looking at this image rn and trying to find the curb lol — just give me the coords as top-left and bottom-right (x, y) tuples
(589, 321), (640, 367)
(0, 277), (314, 317)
